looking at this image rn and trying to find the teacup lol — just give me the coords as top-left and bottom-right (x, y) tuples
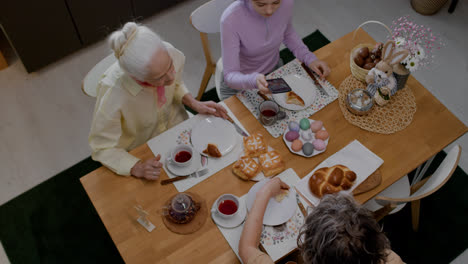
(168, 145), (193, 167)
(211, 194), (239, 219)
(259, 100), (286, 126)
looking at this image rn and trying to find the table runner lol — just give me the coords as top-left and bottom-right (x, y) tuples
(215, 168), (309, 262)
(236, 59), (339, 138)
(147, 102), (248, 192)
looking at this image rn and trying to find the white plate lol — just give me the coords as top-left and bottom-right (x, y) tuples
(282, 119), (329, 158)
(165, 152), (201, 176)
(272, 74), (317, 110)
(246, 178), (297, 226)
(211, 200), (247, 229)
(191, 117), (237, 157)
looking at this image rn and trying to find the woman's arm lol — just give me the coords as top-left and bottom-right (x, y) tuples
(221, 17), (259, 91)
(283, 19), (317, 67)
(239, 178), (290, 263)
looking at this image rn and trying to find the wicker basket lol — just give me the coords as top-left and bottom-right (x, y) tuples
(350, 43), (375, 83)
(411, 0), (448, 15)
(350, 21), (392, 83)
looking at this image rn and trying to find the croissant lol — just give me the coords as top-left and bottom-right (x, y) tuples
(309, 165), (357, 198)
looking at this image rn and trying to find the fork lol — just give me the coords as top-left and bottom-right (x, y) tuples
(160, 168), (209, 185)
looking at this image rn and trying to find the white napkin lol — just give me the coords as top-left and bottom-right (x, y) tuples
(216, 168), (308, 262)
(296, 140), (384, 206)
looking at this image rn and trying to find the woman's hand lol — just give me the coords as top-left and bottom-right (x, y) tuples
(192, 100), (228, 119)
(131, 154), (163, 180)
(308, 60), (331, 80)
(259, 177), (290, 198)
(256, 74), (270, 95)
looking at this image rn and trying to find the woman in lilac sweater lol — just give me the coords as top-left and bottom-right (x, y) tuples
(220, 0), (330, 100)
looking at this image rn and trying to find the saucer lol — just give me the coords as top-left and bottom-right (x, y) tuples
(211, 200), (247, 229)
(165, 152), (202, 176)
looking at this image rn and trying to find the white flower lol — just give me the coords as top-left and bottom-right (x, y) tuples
(394, 37), (406, 47)
(405, 57), (420, 72)
(415, 45), (426, 60)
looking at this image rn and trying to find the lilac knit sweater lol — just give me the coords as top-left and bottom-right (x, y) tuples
(220, 0), (317, 91)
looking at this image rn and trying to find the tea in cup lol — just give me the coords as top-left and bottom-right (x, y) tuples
(169, 145), (193, 167)
(259, 100), (286, 126)
(212, 194), (239, 219)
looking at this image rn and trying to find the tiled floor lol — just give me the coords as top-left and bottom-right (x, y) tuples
(1, 0), (467, 215)
(0, 0), (467, 263)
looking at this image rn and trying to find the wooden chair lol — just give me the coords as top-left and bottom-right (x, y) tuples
(0, 50), (7, 70)
(190, 0), (234, 100)
(82, 53), (116, 97)
(364, 145), (461, 231)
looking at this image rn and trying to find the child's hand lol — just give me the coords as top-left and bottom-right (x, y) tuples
(256, 74), (270, 95)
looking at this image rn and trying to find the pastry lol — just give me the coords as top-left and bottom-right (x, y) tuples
(275, 189), (289, 202)
(308, 165), (357, 198)
(286, 91), (305, 106)
(259, 150), (285, 177)
(243, 133), (267, 157)
(203, 143), (222, 158)
(232, 156), (261, 180)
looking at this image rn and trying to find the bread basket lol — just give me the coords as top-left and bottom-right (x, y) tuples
(350, 21), (392, 83)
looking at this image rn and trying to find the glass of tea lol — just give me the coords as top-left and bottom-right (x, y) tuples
(259, 100), (286, 126)
(212, 194), (239, 219)
(170, 145), (193, 167)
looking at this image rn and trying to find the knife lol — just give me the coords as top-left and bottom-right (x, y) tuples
(301, 62), (329, 97)
(296, 193), (308, 217)
(226, 115), (248, 137)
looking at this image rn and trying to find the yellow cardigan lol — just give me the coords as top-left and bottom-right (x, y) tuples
(88, 43), (189, 176)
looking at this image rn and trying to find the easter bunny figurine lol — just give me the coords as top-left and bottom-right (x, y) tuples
(366, 40), (409, 106)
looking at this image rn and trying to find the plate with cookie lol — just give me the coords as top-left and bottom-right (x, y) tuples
(246, 177), (297, 226)
(232, 133), (286, 182)
(191, 116), (237, 158)
(271, 74), (317, 110)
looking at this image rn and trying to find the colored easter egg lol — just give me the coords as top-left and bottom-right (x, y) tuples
(301, 130), (313, 141)
(288, 121), (300, 132)
(285, 131), (299, 142)
(302, 142), (314, 156)
(310, 120), (323, 132)
(291, 139), (303, 152)
(315, 130), (329, 140)
(299, 118), (310, 130)
(312, 139), (326, 151)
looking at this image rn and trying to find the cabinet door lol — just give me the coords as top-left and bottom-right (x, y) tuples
(66, 0), (134, 45)
(132, 0), (187, 20)
(0, 0), (82, 72)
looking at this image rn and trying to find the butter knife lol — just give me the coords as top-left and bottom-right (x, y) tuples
(296, 193), (308, 217)
(301, 62), (329, 97)
(226, 115), (248, 137)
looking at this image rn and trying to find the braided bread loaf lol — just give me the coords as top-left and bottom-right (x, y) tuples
(309, 165), (357, 198)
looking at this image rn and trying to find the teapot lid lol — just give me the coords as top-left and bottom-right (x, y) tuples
(171, 193), (193, 213)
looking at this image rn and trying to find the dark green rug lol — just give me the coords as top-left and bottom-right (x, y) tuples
(1, 30), (466, 264)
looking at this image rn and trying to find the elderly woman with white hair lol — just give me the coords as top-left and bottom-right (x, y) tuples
(239, 178), (404, 264)
(89, 22), (227, 180)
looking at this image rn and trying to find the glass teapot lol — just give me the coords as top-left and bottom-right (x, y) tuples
(162, 193), (200, 224)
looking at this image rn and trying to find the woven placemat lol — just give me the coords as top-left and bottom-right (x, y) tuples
(338, 75), (417, 134)
(161, 192), (208, 235)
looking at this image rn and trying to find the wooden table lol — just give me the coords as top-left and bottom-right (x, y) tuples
(80, 29), (467, 264)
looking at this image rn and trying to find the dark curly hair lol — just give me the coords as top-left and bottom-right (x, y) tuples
(297, 192), (390, 264)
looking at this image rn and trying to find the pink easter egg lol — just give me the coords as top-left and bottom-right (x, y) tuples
(312, 139), (326, 151)
(310, 121), (323, 132)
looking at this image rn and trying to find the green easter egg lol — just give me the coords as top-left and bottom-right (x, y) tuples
(299, 118), (310, 130)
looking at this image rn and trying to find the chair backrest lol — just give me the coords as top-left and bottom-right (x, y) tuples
(82, 53), (116, 97)
(376, 145), (461, 204)
(190, 0), (234, 34)
(409, 145), (461, 199)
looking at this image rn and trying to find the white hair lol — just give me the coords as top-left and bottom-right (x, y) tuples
(108, 22), (165, 81)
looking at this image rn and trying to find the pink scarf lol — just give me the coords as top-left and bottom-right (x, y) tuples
(156, 85), (167, 108)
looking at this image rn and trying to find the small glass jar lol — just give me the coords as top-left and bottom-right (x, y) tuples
(346, 89), (374, 116)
